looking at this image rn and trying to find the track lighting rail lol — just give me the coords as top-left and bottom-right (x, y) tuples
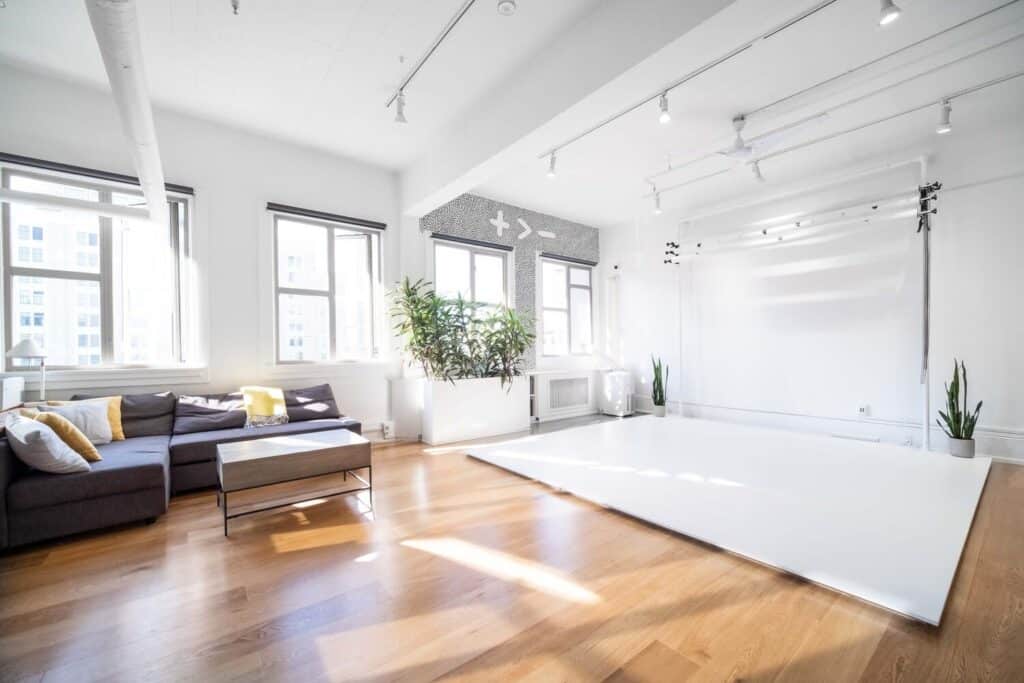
(385, 0), (478, 111)
(644, 69), (1024, 200)
(537, 0), (843, 161)
(646, 29), (1024, 183)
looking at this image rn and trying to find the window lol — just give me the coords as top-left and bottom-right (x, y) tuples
(540, 259), (593, 356)
(432, 239), (508, 310)
(3, 168), (191, 369)
(273, 213), (381, 362)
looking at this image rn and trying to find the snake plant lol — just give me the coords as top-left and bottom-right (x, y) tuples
(651, 355), (668, 407)
(936, 359), (983, 440)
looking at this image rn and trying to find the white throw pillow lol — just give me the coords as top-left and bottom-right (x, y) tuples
(4, 414), (91, 474)
(37, 402), (113, 445)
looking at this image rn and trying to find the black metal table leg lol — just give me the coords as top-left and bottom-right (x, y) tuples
(223, 490), (228, 536)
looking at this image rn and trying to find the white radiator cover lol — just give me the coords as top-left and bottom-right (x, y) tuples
(531, 370), (600, 422)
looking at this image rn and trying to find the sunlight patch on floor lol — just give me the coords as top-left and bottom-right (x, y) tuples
(401, 537), (601, 605)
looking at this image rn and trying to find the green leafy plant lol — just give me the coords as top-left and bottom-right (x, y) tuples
(390, 277), (534, 388)
(936, 359), (983, 440)
(651, 355), (668, 407)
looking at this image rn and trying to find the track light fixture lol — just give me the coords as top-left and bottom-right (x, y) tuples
(394, 91), (407, 124)
(879, 0), (901, 26)
(653, 192), (663, 215)
(547, 152), (557, 178)
(658, 93), (671, 125)
(497, 0), (517, 16)
(750, 160), (765, 182)
(231, 0), (239, 15)
(936, 99), (952, 134)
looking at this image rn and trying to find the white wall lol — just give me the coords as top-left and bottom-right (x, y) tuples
(605, 124), (1024, 462)
(0, 65), (401, 428)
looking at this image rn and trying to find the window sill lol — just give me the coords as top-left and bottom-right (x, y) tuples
(5, 365), (210, 393)
(266, 358), (400, 380)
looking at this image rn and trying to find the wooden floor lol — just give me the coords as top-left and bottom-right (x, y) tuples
(1, 434), (1022, 682)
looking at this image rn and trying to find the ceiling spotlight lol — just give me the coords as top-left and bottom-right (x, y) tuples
(750, 160), (765, 182)
(653, 192), (663, 215)
(658, 92), (671, 125)
(231, 0), (239, 15)
(547, 152), (557, 178)
(497, 0), (517, 16)
(879, 0), (901, 26)
(394, 91), (408, 124)
(936, 99), (952, 135)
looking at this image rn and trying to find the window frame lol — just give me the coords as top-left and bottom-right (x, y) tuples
(272, 212), (382, 365)
(430, 237), (509, 307)
(1, 167), (191, 371)
(540, 257), (594, 357)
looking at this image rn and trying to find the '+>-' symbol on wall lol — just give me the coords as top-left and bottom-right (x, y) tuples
(489, 210), (510, 237)
(517, 218), (532, 240)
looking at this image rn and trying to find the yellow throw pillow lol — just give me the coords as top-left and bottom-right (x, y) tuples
(34, 411), (103, 462)
(241, 386), (288, 427)
(48, 396), (124, 441)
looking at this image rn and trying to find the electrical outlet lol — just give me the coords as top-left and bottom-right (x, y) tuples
(381, 421), (394, 439)
(857, 404), (871, 417)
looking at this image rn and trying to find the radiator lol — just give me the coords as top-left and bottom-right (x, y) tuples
(531, 371), (598, 422)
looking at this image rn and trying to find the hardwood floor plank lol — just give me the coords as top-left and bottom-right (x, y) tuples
(0, 437), (1017, 682)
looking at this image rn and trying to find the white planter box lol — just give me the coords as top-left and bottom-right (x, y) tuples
(422, 377), (530, 445)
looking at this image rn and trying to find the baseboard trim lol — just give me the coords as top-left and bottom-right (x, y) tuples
(631, 396), (1024, 464)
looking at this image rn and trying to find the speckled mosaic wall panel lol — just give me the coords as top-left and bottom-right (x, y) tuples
(420, 193), (600, 368)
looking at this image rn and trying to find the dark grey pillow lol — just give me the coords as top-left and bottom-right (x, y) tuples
(284, 384), (341, 422)
(173, 393), (246, 434)
(72, 391), (178, 438)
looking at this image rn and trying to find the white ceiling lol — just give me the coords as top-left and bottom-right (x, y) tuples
(0, 0), (600, 169)
(474, 0), (1024, 228)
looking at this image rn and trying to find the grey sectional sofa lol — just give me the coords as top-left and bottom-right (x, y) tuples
(0, 384), (361, 550)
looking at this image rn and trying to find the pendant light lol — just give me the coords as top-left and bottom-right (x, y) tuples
(658, 93), (671, 125)
(547, 152), (557, 178)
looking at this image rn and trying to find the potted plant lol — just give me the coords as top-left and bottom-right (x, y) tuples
(936, 359), (983, 458)
(391, 278), (535, 445)
(651, 355), (668, 417)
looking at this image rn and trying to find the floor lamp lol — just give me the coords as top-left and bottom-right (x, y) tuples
(6, 339), (47, 401)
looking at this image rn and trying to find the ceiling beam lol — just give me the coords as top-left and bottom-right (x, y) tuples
(83, 0), (169, 227)
(399, 0), (735, 218)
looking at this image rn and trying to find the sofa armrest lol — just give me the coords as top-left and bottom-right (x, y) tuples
(0, 438), (18, 550)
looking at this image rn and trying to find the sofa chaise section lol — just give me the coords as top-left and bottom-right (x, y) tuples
(1, 436), (170, 548)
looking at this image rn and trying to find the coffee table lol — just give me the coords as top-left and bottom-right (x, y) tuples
(216, 428), (371, 536)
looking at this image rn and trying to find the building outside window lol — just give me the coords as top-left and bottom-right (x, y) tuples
(273, 211), (382, 362)
(2, 167), (192, 369)
(431, 238), (508, 313)
(540, 258), (593, 356)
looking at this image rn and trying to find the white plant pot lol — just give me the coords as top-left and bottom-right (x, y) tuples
(949, 437), (975, 459)
(652, 404), (666, 417)
(422, 377), (530, 445)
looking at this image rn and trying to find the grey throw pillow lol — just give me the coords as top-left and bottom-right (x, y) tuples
(284, 384), (341, 422)
(4, 414), (91, 474)
(76, 391), (177, 437)
(173, 393), (247, 434)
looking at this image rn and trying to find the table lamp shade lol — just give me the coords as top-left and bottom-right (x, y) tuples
(6, 338), (46, 360)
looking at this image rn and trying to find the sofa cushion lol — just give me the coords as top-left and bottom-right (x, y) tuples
(7, 435), (170, 511)
(74, 392), (177, 438)
(284, 384), (341, 422)
(169, 418), (361, 467)
(173, 393), (246, 434)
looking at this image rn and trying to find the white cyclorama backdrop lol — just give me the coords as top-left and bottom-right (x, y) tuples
(469, 416), (991, 625)
(0, 65), (401, 427)
(604, 124), (1024, 461)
